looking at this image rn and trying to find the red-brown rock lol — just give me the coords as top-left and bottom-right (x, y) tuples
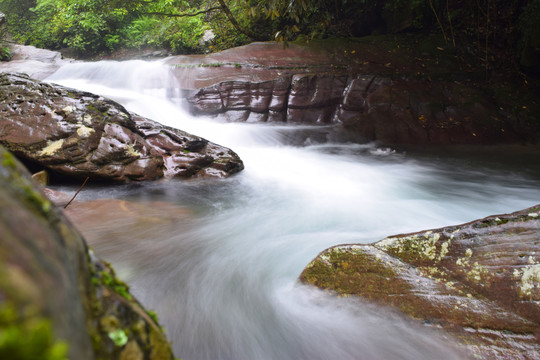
(300, 205), (540, 359)
(0, 73), (243, 182)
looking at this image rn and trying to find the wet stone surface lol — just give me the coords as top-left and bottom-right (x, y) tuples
(165, 40), (538, 145)
(300, 205), (540, 360)
(0, 72), (243, 182)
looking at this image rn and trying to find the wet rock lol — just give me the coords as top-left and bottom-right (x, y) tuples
(31, 169), (49, 185)
(300, 205), (540, 359)
(0, 72), (243, 182)
(184, 73), (525, 144)
(63, 198), (192, 250)
(0, 145), (174, 359)
(166, 40), (537, 145)
(0, 44), (75, 79)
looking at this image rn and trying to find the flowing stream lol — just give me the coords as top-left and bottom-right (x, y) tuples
(47, 60), (540, 360)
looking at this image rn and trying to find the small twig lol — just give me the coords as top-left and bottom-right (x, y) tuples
(446, 0), (456, 47)
(64, 177), (90, 209)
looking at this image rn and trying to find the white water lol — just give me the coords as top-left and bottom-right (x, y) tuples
(47, 61), (540, 360)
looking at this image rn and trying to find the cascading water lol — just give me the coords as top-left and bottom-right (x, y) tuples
(47, 60), (540, 360)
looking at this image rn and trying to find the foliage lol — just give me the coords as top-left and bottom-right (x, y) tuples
(0, 45), (10, 61)
(0, 0), (537, 71)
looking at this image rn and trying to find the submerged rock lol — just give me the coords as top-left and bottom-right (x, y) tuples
(300, 205), (540, 360)
(0, 145), (174, 359)
(0, 72), (243, 182)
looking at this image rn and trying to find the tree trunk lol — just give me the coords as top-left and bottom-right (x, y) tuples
(215, 0), (266, 41)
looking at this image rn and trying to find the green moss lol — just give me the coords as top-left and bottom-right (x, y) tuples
(200, 63), (222, 68)
(146, 310), (159, 325)
(476, 217), (510, 228)
(107, 329), (128, 347)
(0, 303), (69, 360)
(302, 246), (410, 299)
(1, 152), (51, 216)
(97, 268), (133, 302)
(2, 152), (17, 169)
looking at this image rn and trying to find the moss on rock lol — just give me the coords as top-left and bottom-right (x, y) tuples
(0, 145), (175, 359)
(300, 205), (540, 359)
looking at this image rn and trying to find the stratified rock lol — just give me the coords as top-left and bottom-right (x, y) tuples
(185, 73), (525, 145)
(300, 206), (540, 360)
(0, 145), (174, 359)
(0, 72), (243, 182)
(166, 40), (538, 145)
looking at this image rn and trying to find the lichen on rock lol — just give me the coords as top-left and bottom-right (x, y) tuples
(300, 206), (540, 359)
(0, 72), (243, 182)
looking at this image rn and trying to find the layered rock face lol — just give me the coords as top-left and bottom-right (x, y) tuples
(183, 74), (525, 145)
(301, 206), (540, 360)
(0, 72), (243, 182)
(166, 41), (537, 146)
(0, 145), (174, 359)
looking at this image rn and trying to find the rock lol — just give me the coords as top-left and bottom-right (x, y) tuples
(165, 40), (539, 145)
(300, 205), (540, 360)
(184, 74), (526, 144)
(42, 187), (73, 207)
(0, 145), (174, 359)
(0, 72), (243, 182)
(31, 169), (49, 185)
(63, 198), (192, 249)
(0, 45), (74, 79)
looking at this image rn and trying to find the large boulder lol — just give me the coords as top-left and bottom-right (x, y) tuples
(0, 145), (174, 359)
(0, 72), (243, 182)
(300, 206), (540, 359)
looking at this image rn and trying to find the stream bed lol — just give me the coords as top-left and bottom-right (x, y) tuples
(47, 60), (540, 360)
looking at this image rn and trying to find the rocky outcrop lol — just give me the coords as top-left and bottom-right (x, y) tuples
(0, 145), (174, 359)
(0, 45), (74, 79)
(183, 73), (527, 145)
(300, 206), (540, 360)
(166, 40), (539, 145)
(0, 72), (243, 182)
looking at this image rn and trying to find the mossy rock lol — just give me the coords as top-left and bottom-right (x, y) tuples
(300, 206), (540, 359)
(0, 145), (175, 359)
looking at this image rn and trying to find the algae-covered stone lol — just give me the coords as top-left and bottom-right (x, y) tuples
(0, 145), (175, 359)
(300, 206), (540, 360)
